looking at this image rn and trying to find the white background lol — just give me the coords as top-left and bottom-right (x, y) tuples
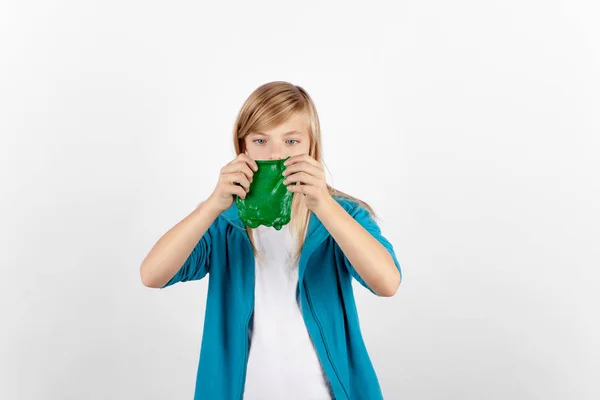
(1, 0), (599, 399)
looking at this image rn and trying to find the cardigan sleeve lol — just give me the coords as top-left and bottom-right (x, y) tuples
(160, 220), (218, 288)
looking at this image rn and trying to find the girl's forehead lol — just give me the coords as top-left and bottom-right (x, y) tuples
(253, 119), (310, 137)
(269, 112), (309, 130)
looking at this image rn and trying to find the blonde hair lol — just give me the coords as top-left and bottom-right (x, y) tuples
(233, 81), (375, 259)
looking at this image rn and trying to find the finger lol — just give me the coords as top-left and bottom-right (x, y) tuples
(223, 172), (250, 191)
(227, 183), (247, 199)
(286, 183), (313, 196)
(222, 162), (254, 182)
(236, 153), (259, 171)
(282, 161), (323, 178)
(283, 172), (320, 187)
(284, 154), (319, 168)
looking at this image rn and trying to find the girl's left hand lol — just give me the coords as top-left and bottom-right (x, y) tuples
(282, 154), (332, 212)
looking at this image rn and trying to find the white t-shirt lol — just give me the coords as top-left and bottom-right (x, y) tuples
(243, 224), (332, 400)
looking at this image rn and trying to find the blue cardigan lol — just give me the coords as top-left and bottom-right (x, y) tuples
(162, 197), (402, 399)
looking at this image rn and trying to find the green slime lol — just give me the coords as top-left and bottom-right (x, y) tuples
(235, 158), (292, 230)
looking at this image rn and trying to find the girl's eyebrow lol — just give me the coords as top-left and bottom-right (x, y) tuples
(252, 130), (303, 136)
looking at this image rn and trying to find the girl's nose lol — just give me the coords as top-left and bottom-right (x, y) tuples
(269, 145), (284, 160)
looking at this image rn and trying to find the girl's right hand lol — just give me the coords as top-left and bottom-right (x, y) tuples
(206, 154), (258, 213)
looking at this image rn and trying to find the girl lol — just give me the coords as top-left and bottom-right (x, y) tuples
(140, 81), (402, 400)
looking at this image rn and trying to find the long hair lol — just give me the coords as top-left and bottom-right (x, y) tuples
(233, 81), (375, 259)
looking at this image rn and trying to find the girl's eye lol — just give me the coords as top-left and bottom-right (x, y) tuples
(286, 139), (298, 145)
(254, 139), (266, 145)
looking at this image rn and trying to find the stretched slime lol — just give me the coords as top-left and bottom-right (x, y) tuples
(235, 158), (292, 230)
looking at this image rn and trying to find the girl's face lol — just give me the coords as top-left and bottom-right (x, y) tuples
(244, 112), (311, 161)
